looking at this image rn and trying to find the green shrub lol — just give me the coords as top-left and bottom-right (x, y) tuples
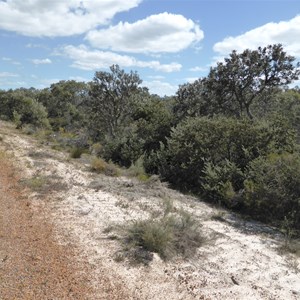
(243, 153), (300, 232)
(12, 97), (50, 129)
(145, 117), (274, 192)
(201, 160), (243, 206)
(101, 133), (144, 168)
(146, 116), (296, 194)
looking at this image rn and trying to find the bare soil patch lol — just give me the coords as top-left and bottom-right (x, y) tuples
(0, 152), (93, 299)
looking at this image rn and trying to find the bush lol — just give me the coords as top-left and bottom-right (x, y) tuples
(101, 133), (144, 168)
(145, 117), (274, 192)
(243, 153), (300, 232)
(201, 160), (244, 206)
(12, 97), (50, 129)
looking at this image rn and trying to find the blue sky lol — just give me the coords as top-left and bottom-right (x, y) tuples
(1, 0), (300, 96)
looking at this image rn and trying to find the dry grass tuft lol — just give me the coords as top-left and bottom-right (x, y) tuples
(121, 209), (205, 264)
(90, 157), (120, 176)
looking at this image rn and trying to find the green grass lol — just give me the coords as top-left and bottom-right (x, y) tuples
(122, 209), (205, 263)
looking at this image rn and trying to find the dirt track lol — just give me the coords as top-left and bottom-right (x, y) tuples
(0, 127), (129, 299)
(0, 151), (95, 299)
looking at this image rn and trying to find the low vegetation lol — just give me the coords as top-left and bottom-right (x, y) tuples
(90, 157), (120, 177)
(1, 43), (300, 236)
(122, 208), (205, 264)
(21, 175), (68, 194)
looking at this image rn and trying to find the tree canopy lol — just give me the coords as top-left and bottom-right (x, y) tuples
(203, 44), (300, 119)
(89, 64), (142, 139)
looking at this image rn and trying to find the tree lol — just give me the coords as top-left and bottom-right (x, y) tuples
(173, 79), (209, 122)
(204, 44), (300, 119)
(0, 88), (49, 128)
(268, 88), (300, 142)
(89, 65), (142, 139)
(38, 80), (89, 130)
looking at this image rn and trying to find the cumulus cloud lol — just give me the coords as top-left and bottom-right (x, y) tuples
(61, 45), (182, 72)
(214, 15), (300, 58)
(31, 58), (52, 65)
(0, 0), (141, 37)
(143, 80), (178, 96)
(86, 12), (204, 53)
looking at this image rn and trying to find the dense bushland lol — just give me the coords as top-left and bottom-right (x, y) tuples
(1, 44), (300, 233)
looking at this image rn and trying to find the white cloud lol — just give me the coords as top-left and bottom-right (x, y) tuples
(61, 45), (182, 72)
(0, 72), (19, 77)
(2, 57), (21, 65)
(185, 77), (199, 83)
(147, 75), (165, 80)
(0, 0), (141, 37)
(143, 80), (178, 96)
(214, 15), (300, 58)
(31, 58), (52, 65)
(26, 43), (49, 50)
(189, 66), (208, 72)
(86, 12), (204, 53)
(69, 76), (90, 82)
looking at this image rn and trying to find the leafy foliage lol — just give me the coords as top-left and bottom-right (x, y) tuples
(145, 116), (289, 191)
(203, 44), (300, 119)
(38, 80), (89, 131)
(244, 153), (300, 231)
(0, 89), (50, 129)
(88, 64), (142, 139)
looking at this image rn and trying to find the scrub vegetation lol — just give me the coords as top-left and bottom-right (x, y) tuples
(1, 44), (300, 237)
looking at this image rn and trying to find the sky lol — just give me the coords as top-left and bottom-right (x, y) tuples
(1, 0), (300, 96)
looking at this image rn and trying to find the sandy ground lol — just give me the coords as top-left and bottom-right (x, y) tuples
(0, 120), (299, 299)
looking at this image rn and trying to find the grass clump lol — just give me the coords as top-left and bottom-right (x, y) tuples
(90, 157), (120, 176)
(22, 174), (68, 194)
(127, 157), (149, 182)
(126, 219), (173, 259)
(123, 210), (204, 263)
(23, 176), (47, 192)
